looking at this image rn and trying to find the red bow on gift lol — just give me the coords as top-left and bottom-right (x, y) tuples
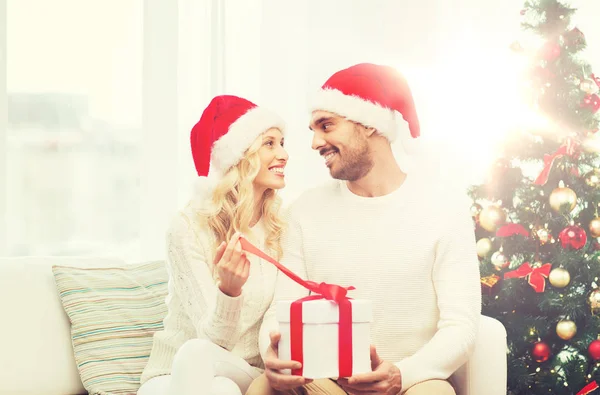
(535, 138), (579, 185)
(504, 262), (552, 292)
(577, 381), (599, 395)
(239, 237), (355, 377)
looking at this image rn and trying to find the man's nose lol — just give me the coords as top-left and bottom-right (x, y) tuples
(311, 131), (326, 151)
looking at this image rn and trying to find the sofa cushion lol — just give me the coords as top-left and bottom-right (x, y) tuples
(52, 261), (168, 395)
(0, 256), (126, 395)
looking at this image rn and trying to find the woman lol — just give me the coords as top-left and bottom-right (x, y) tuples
(138, 95), (289, 395)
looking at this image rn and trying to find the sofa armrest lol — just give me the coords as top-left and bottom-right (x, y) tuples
(451, 315), (507, 395)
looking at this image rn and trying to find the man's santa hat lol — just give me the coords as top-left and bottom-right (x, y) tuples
(191, 95), (285, 200)
(309, 63), (420, 153)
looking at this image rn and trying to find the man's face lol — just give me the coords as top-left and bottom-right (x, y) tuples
(308, 111), (374, 181)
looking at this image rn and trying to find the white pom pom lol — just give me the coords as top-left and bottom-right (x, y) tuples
(193, 173), (218, 203)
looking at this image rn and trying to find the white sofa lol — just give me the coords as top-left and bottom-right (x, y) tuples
(0, 256), (507, 395)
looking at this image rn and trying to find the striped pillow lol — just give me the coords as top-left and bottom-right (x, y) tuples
(52, 261), (168, 395)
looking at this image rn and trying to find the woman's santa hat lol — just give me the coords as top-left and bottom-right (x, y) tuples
(309, 63), (421, 153)
(191, 95), (285, 199)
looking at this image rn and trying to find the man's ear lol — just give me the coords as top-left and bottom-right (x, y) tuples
(365, 126), (377, 137)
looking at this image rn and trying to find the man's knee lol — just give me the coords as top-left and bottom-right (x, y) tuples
(404, 379), (456, 395)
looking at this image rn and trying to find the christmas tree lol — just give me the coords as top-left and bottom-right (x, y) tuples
(468, 0), (600, 394)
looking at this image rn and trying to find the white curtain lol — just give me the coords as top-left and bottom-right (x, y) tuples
(2, 0), (599, 261)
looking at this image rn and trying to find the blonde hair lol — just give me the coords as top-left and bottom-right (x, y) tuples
(198, 132), (285, 261)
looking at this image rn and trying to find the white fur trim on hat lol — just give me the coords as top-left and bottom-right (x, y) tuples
(193, 172), (219, 203)
(309, 88), (413, 146)
(211, 106), (286, 174)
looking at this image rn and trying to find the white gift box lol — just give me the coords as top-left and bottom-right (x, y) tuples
(276, 298), (373, 379)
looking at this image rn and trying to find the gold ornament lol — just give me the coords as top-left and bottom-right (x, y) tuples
(532, 225), (553, 245)
(491, 251), (509, 271)
(549, 187), (577, 213)
(476, 238), (493, 258)
(582, 134), (600, 154)
(585, 169), (600, 188)
(479, 205), (507, 232)
(589, 289), (600, 315)
(470, 203), (482, 218)
(581, 78), (600, 95)
(510, 41), (524, 52)
(549, 267), (570, 288)
(589, 218), (600, 238)
(556, 319), (577, 340)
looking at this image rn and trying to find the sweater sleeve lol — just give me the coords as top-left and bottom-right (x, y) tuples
(166, 211), (245, 350)
(395, 197), (482, 393)
(259, 206), (311, 361)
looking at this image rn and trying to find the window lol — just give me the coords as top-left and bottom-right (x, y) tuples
(5, 0), (143, 258)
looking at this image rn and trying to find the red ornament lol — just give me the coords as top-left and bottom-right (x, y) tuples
(532, 341), (551, 362)
(540, 42), (561, 62)
(589, 340), (600, 361)
(583, 94), (600, 113)
(520, 9), (526, 16)
(559, 225), (588, 250)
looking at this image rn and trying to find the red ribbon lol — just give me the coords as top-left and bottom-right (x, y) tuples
(592, 74), (600, 89)
(577, 381), (599, 395)
(535, 138), (578, 185)
(239, 237), (355, 377)
(503, 262), (552, 292)
(496, 223), (529, 237)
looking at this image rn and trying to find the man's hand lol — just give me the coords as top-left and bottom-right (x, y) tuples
(338, 345), (402, 395)
(264, 331), (313, 391)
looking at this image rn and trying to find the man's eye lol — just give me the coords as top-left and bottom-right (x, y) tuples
(323, 123), (332, 130)
(265, 141), (274, 146)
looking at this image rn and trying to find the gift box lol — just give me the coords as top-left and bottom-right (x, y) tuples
(481, 274), (501, 296)
(237, 237), (372, 379)
(276, 298), (373, 379)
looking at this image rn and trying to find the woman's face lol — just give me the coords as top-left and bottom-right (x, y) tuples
(253, 128), (288, 192)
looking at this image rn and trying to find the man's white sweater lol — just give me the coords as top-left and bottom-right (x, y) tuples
(258, 172), (482, 393)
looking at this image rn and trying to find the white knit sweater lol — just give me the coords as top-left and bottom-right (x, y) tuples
(141, 203), (278, 384)
(258, 171), (482, 394)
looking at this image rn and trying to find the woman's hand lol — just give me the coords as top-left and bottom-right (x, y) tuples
(214, 232), (251, 297)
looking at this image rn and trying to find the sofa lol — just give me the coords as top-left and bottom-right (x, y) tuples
(0, 256), (507, 395)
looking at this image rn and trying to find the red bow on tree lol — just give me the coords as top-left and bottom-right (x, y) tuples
(577, 381), (599, 395)
(535, 138), (579, 185)
(504, 262), (552, 292)
(496, 223), (529, 237)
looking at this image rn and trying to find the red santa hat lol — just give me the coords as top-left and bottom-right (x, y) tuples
(191, 95), (285, 199)
(309, 63), (420, 150)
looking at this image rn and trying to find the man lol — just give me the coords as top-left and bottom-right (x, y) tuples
(246, 63), (481, 395)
